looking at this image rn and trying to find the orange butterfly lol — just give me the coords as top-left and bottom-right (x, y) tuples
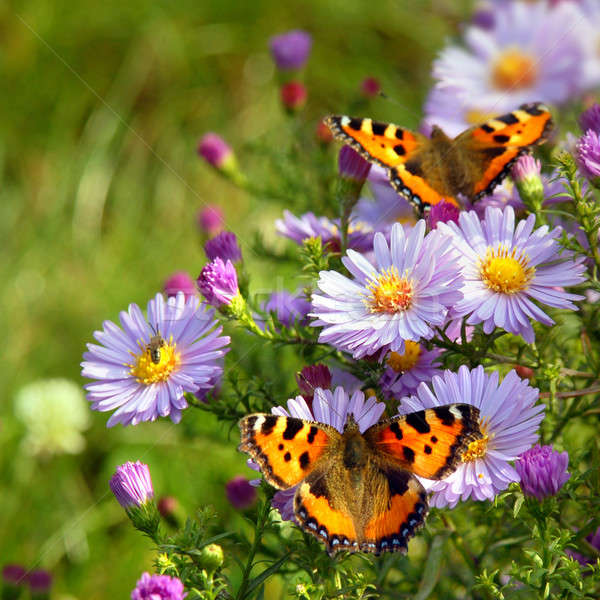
(239, 404), (482, 555)
(326, 102), (553, 214)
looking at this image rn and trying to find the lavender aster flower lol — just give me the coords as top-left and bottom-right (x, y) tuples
(269, 30), (312, 70)
(110, 461), (154, 508)
(424, 1), (585, 136)
(427, 200), (460, 230)
(515, 444), (570, 500)
(197, 133), (233, 169)
(163, 271), (196, 300)
(576, 129), (600, 180)
(398, 365), (544, 508)
(268, 387), (386, 520)
(226, 475), (257, 509)
(276, 210), (374, 253)
(380, 341), (442, 398)
(577, 0), (600, 90)
(197, 258), (240, 308)
(82, 292), (229, 426)
(131, 572), (186, 600)
(579, 103), (600, 134)
(263, 290), (310, 327)
(438, 206), (586, 343)
(311, 222), (463, 358)
(296, 364), (332, 402)
(204, 231), (242, 263)
(338, 146), (371, 183)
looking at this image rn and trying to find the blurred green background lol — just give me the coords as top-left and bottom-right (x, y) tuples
(1, 1), (473, 597)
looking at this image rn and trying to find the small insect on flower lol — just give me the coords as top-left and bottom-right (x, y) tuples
(147, 325), (166, 365)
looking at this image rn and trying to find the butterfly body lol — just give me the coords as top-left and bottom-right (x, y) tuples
(239, 404), (482, 555)
(326, 102), (553, 214)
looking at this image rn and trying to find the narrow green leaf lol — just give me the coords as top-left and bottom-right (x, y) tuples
(244, 552), (291, 598)
(513, 494), (524, 518)
(414, 534), (448, 600)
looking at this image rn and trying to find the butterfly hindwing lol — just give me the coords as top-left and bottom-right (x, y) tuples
(366, 404), (482, 480)
(238, 414), (337, 489)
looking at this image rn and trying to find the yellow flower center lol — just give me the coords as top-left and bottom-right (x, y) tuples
(479, 245), (535, 294)
(129, 337), (179, 385)
(491, 47), (537, 90)
(461, 435), (489, 463)
(387, 341), (421, 372)
(366, 266), (414, 313)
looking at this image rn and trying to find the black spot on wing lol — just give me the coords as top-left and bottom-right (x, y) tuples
(384, 468), (410, 497)
(307, 426), (318, 444)
(482, 146), (506, 158)
(389, 421), (403, 440)
(348, 118), (363, 131)
(405, 411), (431, 434)
(433, 406), (455, 426)
(299, 451), (310, 470)
(261, 415), (278, 436)
(309, 477), (328, 498)
(520, 103), (543, 116)
(395, 129), (404, 140)
(404, 158), (424, 177)
(498, 113), (519, 125)
(493, 134), (510, 144)
(481, 123), (495, 133)
(284, 452), (291, 462)
(424, 444), (432, 454)
(403, 446), (415, 463)
(278, 443), (284, 450)
(371, 122), (387, 135)
(393, 144), (406, 156)
(430, 435), (438, 444)
(283, 419), (303, 440)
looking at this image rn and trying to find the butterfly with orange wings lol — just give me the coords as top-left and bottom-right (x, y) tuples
(239, 404), (482, 555)
(326, 102), (553, 214)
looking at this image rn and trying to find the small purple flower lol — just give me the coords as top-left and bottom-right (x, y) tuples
(311, 222), (463, 358)
(163, 271), (196, 300)
(268, 387), (386, 520)
(131, 572), (186, 600)
(579, 103), (600, 134)
(472, 1), (495, 30)
(512, 154), (541, 183)
(269, 30), (312, 70)
(360, 76), (381, 98)
(226, 475), (257, 510)
(576, 129), (600, 180)
(296, 364), (332, 402)
(197, 258), (240, 308)
(515, 444), (570, 500)
(398, 365), (544, 508)
(204, 231), (242, 263)
(197, 205), (224, 236)
(427, 200), (460, 229)
(338, 146), (371, 183)
(2, 564), (26, 586)
(28, 570), (52, 595)
(438, 206), (587, 343)
(263, 291), (310, 327)
(567, 527), (600, 566)
(197, 133), (233, 169)
(110, 461), (154, 509)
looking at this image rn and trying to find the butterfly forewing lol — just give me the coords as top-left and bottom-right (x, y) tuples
(238, 414), (338, 489)
(366, 404), (482, 480)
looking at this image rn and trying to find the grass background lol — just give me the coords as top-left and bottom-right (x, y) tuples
(1, 1), (474, 597)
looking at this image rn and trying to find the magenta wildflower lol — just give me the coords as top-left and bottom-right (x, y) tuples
(427, 200), (460, 229)
(110, 461), (154, 509)
(398, 366), (544, 508)
(197, 133), (233, 169)
(204, 231), (242, 263)
(296, 364), (332, 402)
(226, 475), (257, 510)
(197, 205), (224, 236)
(338, 145), (371, 183)
(197, 258), (240, 308)
(269, 30), (312, 70)
(360, 76), (381, 98)
(280, 81), (307, 111)
(82, 293), (229, 426)
(131, 572), (186, 600)
(579, 103), (600, 134)
(515, 444), (570, 500)
(163, 271), (196, 300)
(311, 222), (463, 358)
(512, 154), (541, 183)
(576, 129), (600, 180)
(2, 564), (26, 586)
(27, 570), (52, 595)
(438, 206), (586, 343)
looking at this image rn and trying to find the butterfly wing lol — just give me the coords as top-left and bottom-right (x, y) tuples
(326, 115), (456, 212)
(365, 404), (482, 480)
(454, 102), (553, 200)
(238, 414), (338, 489)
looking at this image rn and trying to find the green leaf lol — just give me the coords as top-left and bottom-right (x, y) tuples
(513, 493), (525, 518)
(414, 534), (448, 600)
(244, 552), (291, 598)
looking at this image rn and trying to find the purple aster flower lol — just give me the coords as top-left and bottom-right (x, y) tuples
(380, 341), (442, 398)
(131, 572), (186, 600)
(427, 200), (460, 230)
(338, 146), (371, 183)
(197, 133), (233, 169)
(579, 103), (600, 134)
(423, 1), (585, 136)
(512, 154), (541, 183)
(275, 210), (374, 253)
(438, 206), (586, 343)
(515, 444), (570, 500)
(2, 564), (26, 586)
(28, 570), (52, 596)
(269, 29), (312, 70)
(226, 475), (257, 510)
(163, 271), (196, 300)
(263, 290), (311, 327)
(567, 527), (600, 566)
(197, 205), (224, 236)
(110, 461), (154, 509)
(197, 258), (240, 308)
(296, 364), (332, 402)
(577, 0), (600, 91)
(204, 231), (242, 263)
(311, 221), (463, 358)
(398, 365), (544, 508)
(471, 1), (495, 30)
(576, 129), (600, 180)
(82, 293), (229, 427)
(268, 387), (386, 520)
